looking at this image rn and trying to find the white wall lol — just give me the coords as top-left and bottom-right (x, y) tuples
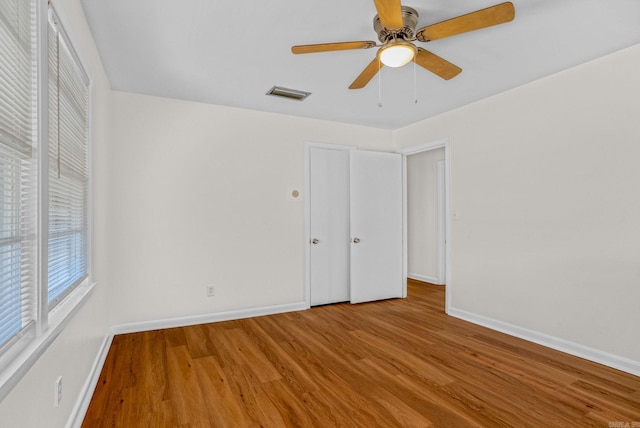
(108, 92), (392, 325)
(394, 44), (640, 364)
(0, 0), (111, 426)
(407, 148), (444, 282)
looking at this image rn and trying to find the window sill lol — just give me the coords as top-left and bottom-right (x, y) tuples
(0, 281), (96, 402)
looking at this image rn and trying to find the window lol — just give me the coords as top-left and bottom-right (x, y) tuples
(48, 9), (89, 308)
(0, 0), (92, 400)
(0, 0), (37, 352)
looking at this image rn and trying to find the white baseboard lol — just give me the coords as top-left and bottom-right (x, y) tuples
(448, 307), (640, 378)
(407, 273), (442, 285)
(67, 332), (114, 428)
(110, 301), (308, 335)
(66, 301), (307, 426)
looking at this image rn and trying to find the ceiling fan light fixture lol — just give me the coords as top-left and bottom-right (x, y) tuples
(378, 40), (416, 68)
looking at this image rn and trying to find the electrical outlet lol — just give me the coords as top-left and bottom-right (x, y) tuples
(207, 285), (215, 297)
(55, 376), (62, 407)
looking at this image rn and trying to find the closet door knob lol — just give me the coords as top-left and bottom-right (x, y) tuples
(311, 238), (319, 244)
(352, 237), (360, 243)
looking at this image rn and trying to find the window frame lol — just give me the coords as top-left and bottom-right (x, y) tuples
(0, 0), (94, 402)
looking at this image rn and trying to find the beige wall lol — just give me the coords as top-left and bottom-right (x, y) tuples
(0, 0), (111, 426)
(394, 44), (640, 362)
(407, 148), (444, 282)
(1, 3), (639, 425)
(108, 92), (392, 325)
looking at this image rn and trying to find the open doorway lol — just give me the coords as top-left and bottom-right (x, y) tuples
(399, 139), (451, 312)
(407, 148), (445, 284)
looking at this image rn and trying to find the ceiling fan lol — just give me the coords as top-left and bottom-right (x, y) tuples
(291, 0), (515, 89)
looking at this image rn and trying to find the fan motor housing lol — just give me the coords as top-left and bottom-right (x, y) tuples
(373, 6), (419, 42)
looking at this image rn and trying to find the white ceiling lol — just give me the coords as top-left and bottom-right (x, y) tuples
(80, 0), (640, 130)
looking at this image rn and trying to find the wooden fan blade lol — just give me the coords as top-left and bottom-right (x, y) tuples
(349, 58), (382, 89)
(291, 41), (377, 54)
(373, 0), (404, 29)
(416, 2), (514, 42)
(413, 48), (461, 80)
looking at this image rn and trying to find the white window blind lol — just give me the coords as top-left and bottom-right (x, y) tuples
(0, 0), (36, 350)
(0, 1), (94, 401)
(47, 12), (89, 308)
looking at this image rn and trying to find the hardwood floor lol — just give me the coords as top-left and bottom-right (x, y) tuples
(83, 280), (640, 427)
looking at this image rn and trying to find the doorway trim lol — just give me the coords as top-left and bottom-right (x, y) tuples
(397, 138), (452, 314)
(304, 142), (356, 309)
(436, 160), (446, 285)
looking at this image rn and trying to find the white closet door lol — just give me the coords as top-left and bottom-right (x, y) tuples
(309, 147), (351, 306)
(350, 150), (403, 304)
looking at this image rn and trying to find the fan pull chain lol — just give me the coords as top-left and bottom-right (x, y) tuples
(378, 60), (382, 108)
(413, 60), (418, 104)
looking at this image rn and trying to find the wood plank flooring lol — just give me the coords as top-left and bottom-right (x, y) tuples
(82, 280), (640, 427)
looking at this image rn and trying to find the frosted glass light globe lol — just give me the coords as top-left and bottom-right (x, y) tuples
(379, 42), (416, 68)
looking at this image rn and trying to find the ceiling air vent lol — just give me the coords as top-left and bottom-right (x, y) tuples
(266, 86), (311, 101)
